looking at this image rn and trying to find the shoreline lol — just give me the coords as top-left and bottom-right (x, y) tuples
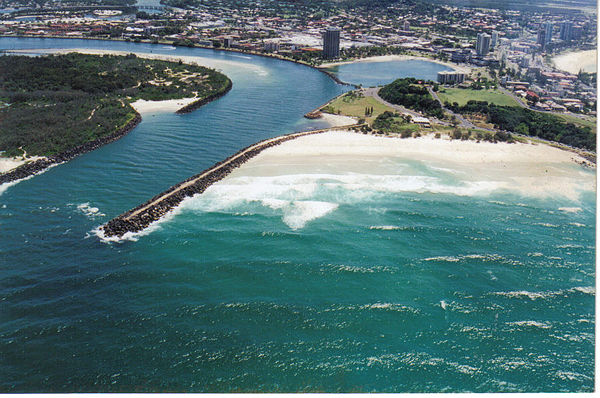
(318, 54), (470, 74)
(0, 155), (46, 174)
(0, 50), (234, 184)
(0, 113), (142, 185)
(100, 128), (593, 239)
(0, 34), (356, 86)
(100, 124), (361, 239)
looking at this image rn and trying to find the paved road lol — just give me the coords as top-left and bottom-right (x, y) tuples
(427, 86), (476, 129)
(363, 86), (449, 126)
(363, 87), (421, 118)
(498, 86), (593, 123)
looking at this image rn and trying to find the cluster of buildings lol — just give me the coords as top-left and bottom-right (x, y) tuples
(0, 0), (595, 114)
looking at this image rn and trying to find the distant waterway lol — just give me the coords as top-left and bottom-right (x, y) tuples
(552, 49), (597, 74)
(0, 37), (595, 393)
(325, 59), (454, 87)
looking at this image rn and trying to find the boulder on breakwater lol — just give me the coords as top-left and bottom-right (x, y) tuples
(101, 125), (360, 238)
(176, 80), (233, 114)
(0, 114), (142, 185)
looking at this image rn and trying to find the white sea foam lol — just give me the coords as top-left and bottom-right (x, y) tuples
(76, 202), (105, 218)
(493, 290), (557, 300)
(182, 172), (501, 230)
(358, 303), (419, 314)
(281, 201), (339, 229)
(0, 180), (22, 196)
(569, 222), (586, 227)
(506, 320), (551, 329)
(493, 286), (594, 300)
(424, 256), (461, 262)
(534, 222), (559, 228)
(558, 207), (583, 213)
(0, 163), (59, 197)
(570, 286), (595, 295)
(369, 225), (402, 230)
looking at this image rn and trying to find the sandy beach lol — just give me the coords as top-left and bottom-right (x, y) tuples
(552, 50), (597, 74)
(319, 113), (357, 127)
(220, 131), (594, 201)
(129, 97), (198, 114)
(0, 155), (45, 173)
(319, 54), (470, 73)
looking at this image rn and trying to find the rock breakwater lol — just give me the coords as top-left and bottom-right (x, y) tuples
(0, 114), (142, 185)
(176, 80), (233, 114)
(101, 125), (360, 238)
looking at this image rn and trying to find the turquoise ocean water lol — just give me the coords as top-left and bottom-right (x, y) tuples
(0, 38), (595, 392)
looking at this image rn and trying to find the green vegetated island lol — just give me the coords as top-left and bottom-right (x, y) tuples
(326, 77), (595, 153)
(0, 53), (232, 183)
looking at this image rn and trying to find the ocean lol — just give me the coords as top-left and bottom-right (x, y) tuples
(0, 38), (595, 392)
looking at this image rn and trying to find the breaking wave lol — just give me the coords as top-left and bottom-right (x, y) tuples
(180, 173), (503, 229)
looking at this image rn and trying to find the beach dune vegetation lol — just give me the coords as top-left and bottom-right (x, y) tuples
(448, 100), (595, 150)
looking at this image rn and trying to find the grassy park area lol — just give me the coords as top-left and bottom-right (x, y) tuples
(555, 113), (597, 130)
(324, 91), (395, 123)
(437, 88), (522, 107)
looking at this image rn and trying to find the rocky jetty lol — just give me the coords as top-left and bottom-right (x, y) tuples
(101, 125), (360, 238)
(304, 110), (322, 119)
(0, 114), (142, 185)
(176, 80), (233, 114)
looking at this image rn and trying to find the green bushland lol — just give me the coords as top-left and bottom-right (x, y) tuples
(437, 88), (521, 107)
(372, 111), (420, 135)
(378, 78), (444, 118)
(0, 53), (231, 157)
(447, 100), (595, 151)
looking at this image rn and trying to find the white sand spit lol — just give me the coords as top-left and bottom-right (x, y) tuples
(0, 156), (45, 173)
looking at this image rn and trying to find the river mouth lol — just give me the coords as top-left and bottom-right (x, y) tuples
(0, 37), (595, 393)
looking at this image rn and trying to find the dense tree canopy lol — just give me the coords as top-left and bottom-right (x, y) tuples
(0, 53), (231, 157)
(447, 100), (596, 151)
(378, 78), (444, 119)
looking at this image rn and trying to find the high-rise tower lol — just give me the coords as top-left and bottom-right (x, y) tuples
(322, 27), (341, 59)
(476, 33), (491, 56)
(560, 21), (573, 41)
